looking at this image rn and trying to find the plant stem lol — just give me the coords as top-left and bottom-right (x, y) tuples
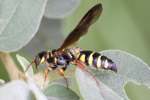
(0, 52), (23, 80)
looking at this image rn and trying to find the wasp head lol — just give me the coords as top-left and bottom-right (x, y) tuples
(25, 51), (47, 72)
(34, 51), (47, 68)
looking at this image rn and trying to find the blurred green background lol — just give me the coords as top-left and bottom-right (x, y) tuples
(65, 0), (150, 65)
(0, 0), (150, 99)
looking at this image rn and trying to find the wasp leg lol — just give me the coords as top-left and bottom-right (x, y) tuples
(44, 68), (49, 82)
(44, 67), (52, 82)
(57, 67), (69, 88)
(74, 60), (86, 69)
(25, 60), (35, 72)
(74, 60), (100, 86)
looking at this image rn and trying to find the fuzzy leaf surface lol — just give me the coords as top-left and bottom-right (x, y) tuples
(0, 0), (47, 52)
(44, 84), (79, 100)
(75, 50), (150, 100)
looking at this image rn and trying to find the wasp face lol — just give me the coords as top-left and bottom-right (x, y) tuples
(34, 51), (47, 69)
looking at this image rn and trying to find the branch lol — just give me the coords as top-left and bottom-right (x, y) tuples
(0, 52), (24, 80)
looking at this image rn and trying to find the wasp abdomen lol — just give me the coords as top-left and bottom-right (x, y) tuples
(78, 50), (117, 72)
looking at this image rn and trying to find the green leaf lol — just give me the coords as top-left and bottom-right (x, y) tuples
(44, 84), (79, 100)
(0, 0), (47, 52)
(75, 50), (150, 100)
(94, 50), (150, 100)
(16, 54), (34, 77)
(44, 0), (80, 19)
(75, 68), (123, 100)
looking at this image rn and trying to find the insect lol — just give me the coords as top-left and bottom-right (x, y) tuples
(25, 3), (117, 87)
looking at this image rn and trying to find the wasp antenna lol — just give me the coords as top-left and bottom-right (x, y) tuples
(25, 60), (34, 73)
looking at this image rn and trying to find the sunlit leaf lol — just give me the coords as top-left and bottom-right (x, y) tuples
(16, 54), (34, 77)
(0, 0), (47, 52)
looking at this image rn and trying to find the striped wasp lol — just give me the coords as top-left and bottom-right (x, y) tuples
(25, 3), (117, 87)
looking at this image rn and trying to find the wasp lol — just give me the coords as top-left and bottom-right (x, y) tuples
(25, 3), (117, 87)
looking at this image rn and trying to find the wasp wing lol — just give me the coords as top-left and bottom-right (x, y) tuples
(58, 3), (103, 51)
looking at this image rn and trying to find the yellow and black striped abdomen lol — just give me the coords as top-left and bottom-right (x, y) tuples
(78, 50), (100, 68)
(78, 50), (117, 72)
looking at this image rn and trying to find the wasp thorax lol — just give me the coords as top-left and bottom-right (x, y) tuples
(66, 47), (82, 59)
